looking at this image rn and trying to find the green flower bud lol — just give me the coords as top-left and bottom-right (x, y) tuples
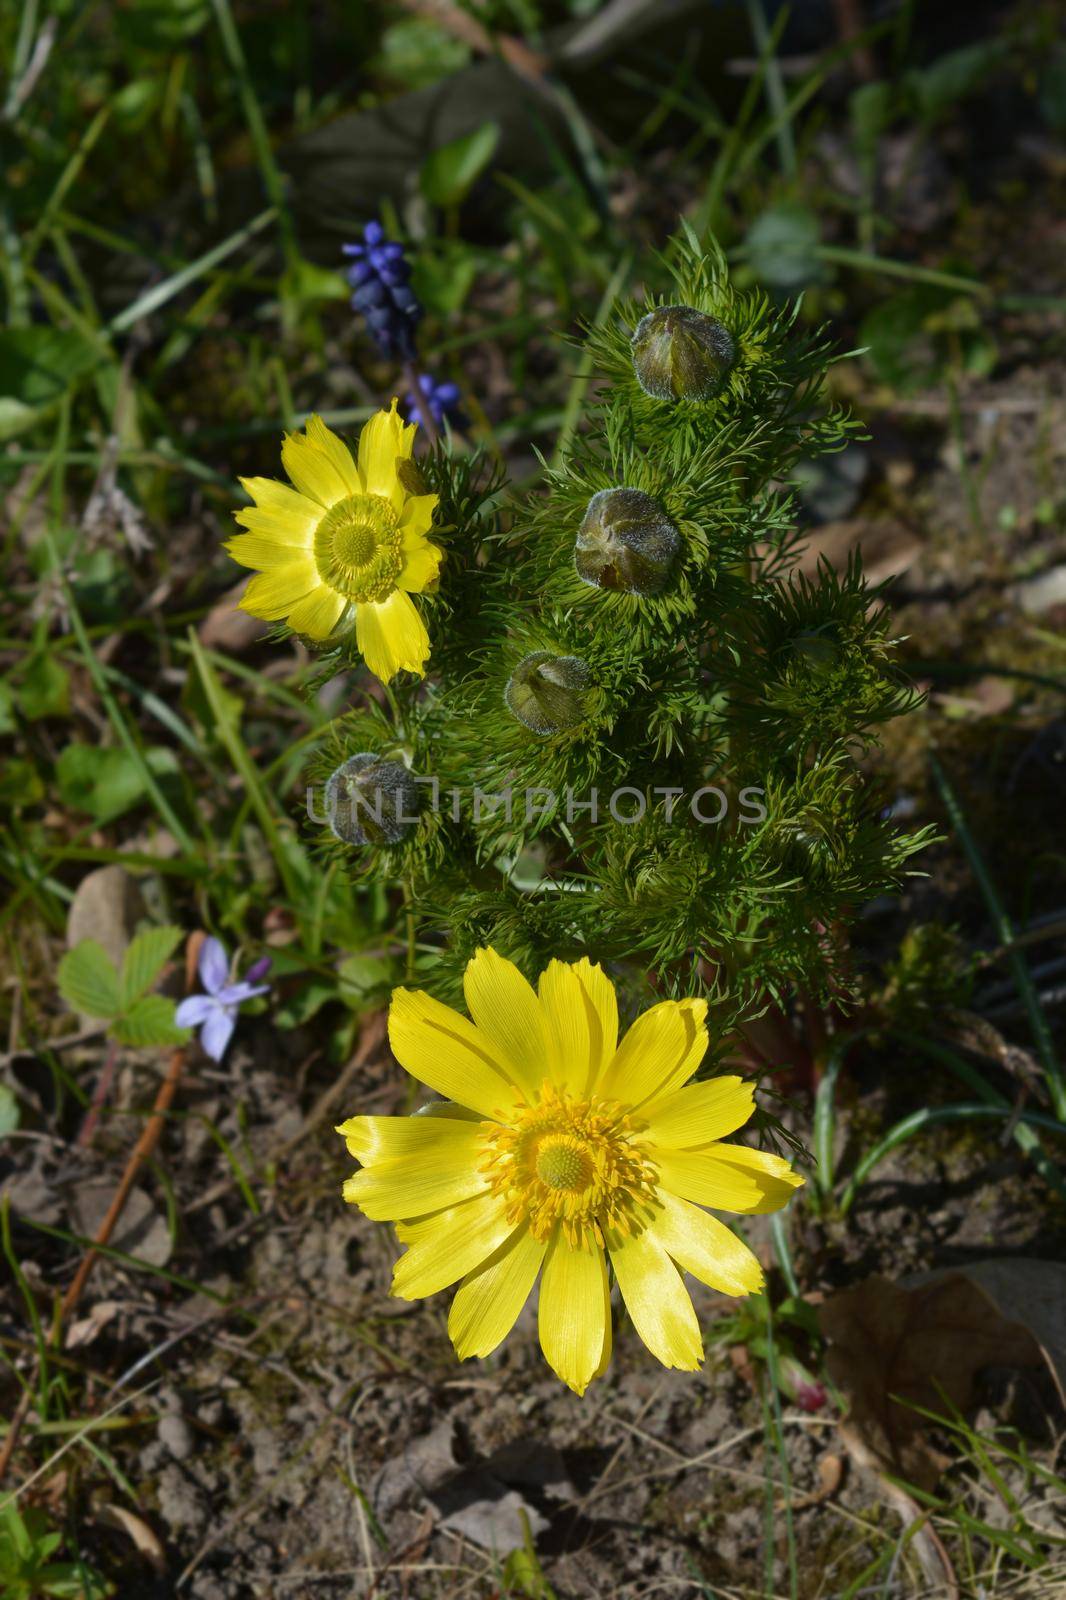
(630, 305), (736, 403)
(575, 487), (680, 596)
(325, 752), (418, 846)
(504, 651), (591, 736)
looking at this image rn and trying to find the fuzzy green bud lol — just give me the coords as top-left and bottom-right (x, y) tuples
(575, 487), (680, 596)
(630, 305), (736, 403)
(504, 651), (591, 736)
(325, 752), (418, 846)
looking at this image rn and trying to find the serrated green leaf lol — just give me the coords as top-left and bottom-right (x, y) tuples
(112, 995), (189, 1048)
(57, 941), (121, 1020)
(120, 925), (184, 1009)
(420, 121), (499, 208)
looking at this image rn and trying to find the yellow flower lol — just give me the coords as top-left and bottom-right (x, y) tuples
(336, 948), (803, 1394)
(227, 403), (441, 681)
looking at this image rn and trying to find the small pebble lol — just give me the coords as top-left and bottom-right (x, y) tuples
(158, 1413), (195, 1461)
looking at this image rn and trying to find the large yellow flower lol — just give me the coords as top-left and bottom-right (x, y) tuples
(337, 948), (802, 1394)
(227, 403), (441, 681)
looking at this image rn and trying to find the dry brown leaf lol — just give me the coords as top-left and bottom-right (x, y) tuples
(907, 1259), (1066, 1407)
(95, 1503), (166, 1572)
(818, 1270), (1046, 1491)
(795, 516), (923, 587)
(64, 1299), (121, 1351)
(777, 1451), (844, 1511)
(66, 866), (145, 974)
(198, 578), (268, 651)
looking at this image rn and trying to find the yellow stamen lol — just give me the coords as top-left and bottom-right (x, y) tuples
(480, 1082), (658, 1247)
(313, 493), (403, 602)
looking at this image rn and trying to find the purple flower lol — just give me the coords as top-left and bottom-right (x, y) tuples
(343, 220), (422, 361)
(404, 373), (466, 432)
(175, 938), (271, 1062)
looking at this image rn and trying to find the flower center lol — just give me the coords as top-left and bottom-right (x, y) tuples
(314, 494), (404, 603)
(481, 1084), (658, 1247)
(536, 1139), (593, 1191)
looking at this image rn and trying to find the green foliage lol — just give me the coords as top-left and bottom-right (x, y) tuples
(56, 745), (180, 825)
(57, 927), (188, 1048)
(305, 229), (928, 1027)
(0, 1503), (111, 1600)
(420, 122), (501, 208)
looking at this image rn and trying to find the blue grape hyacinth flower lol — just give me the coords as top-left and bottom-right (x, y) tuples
(175, 937), (271, 1062)
(404, 373), (466, 432)
(343, 221), (422, 361)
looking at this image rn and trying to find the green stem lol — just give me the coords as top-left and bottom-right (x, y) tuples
(816, 244), (989, 297)
(186, 629), (306, 906)
(840, 1103), (1066, 1215)
(744, 0), (796, 181)
(40, 414), (195, 854)
(930, 754), (1066, 1119)
(208, 0), (298, 275)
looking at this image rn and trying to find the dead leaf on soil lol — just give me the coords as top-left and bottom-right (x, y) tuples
(907, 1259), (1066, 1407)
(818, 1266), (1050, 1492)
(777, 1451), (844, 1511)
(198, 579), (269, 651)
(816, 1263), (1064, 1600)
(65, 1299), (122, 1350)
(795, 516), (923, 587)
(95, 1504), (166, 1572)
(66, 865), (145, 975)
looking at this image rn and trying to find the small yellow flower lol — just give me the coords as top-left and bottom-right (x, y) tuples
(227, 403), (441, 681)
(337, 948), (802, 1394)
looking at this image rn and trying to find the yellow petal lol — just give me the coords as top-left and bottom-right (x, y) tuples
(355, 590), (430, 682)
(358, 400), (407, 503)
(304, 414), (362, 495)
(574, 959), (619, 1084)
(391, 1191), (515, 1300)
(239, 560), (318, 621)
(654, 1143), (803, 1214)
(342, 1121), (486, 1220)
(388, 986), (526, 1119)
(644, 1076), (755, 1149)
(597, 997), (707, 1109)
(336, 1112), (483, 1162)
(608, 1227), (703, 1371)
(537, 1230), (611, 1395)
(537, 958), (617, 1097)
(647, 1190), (764, 1297)
(239, 476), (321, 520)
(463, 947), (549, 1100)
(281, 428), (350, 509)
(448, 1224), (546, 1359)
(287, 584), (346, 640)
(398, 492), (438, 541)
(397, 535), (443, 595)
(226, 531), (309, 571)
(233, 505), (318, 547)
